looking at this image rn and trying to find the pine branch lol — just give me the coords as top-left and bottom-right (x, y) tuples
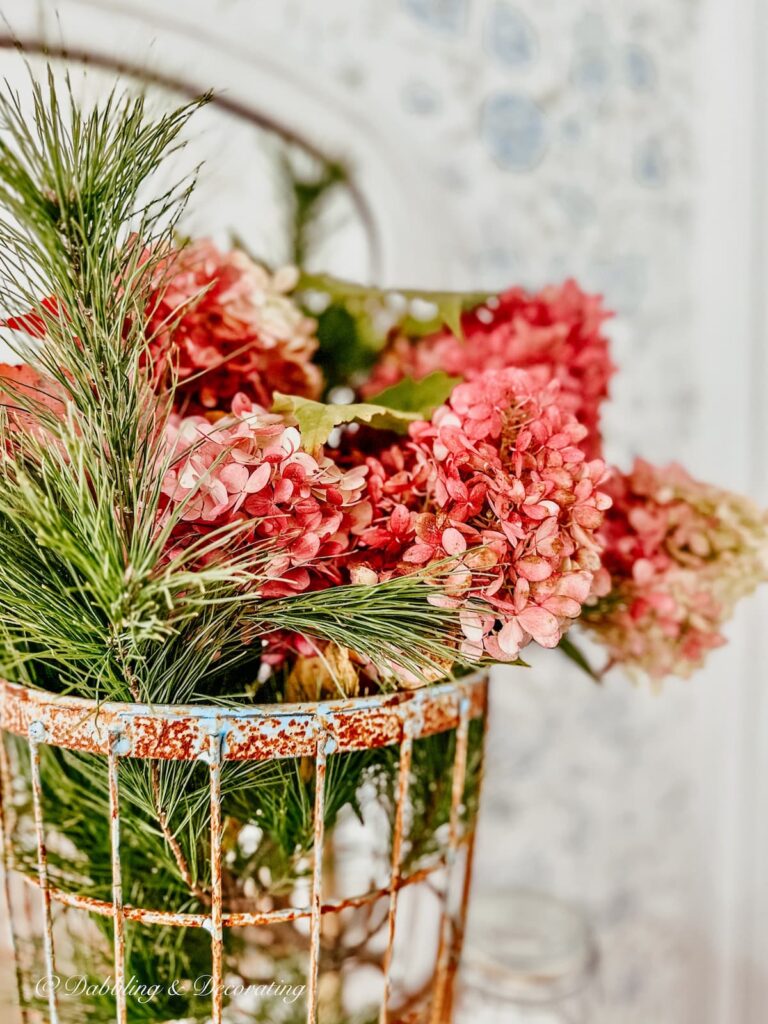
(0, 72), (282, 704)
(255, 571), (476, 684)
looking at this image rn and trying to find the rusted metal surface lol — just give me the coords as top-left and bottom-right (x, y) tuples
(28, 733), (60, 1024)
(429, 695), (471, 1024)
(0, 674), (487, 761)
(0, 736), (28, 1024)
(441, 702), (491, 1024)
(107, 733), (127, 1024)
(379, 719), (414, 1024)
(306, 733), (328, 1024)
(19, 847), (469, 929)
(0, 673), (489, 1023)
(208, 730), (224, 1024)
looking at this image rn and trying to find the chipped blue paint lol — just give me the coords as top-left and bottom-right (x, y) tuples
(110, 731), (132, 758)
(28, 721), (46, 743)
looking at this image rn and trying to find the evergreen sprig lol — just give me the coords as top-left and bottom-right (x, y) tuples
(0, 74), (275, 705)
(0, 70), (470, 705)
(0, 72), (486, 1022)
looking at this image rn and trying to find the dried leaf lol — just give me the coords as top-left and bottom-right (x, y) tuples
(272, 392), (419, 452)
(285, 644), (360, 701)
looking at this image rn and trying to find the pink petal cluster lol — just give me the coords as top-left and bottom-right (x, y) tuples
(0, 363), (78, 460)
(146, 241), (322, 413)
(361, 280), (614, 459)
(159, 393), (371, 597)
(583, 459), (768, 681)
(349, 368), (612, 661)
(0, 363), (66, 430)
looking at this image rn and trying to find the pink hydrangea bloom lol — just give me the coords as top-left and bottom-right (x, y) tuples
(349, 367), (612, 661)
(0, 363), (72, 453)
(147, 240), (323, 413)
(362, 280), (614, 459)
(583, 459), (768, 681)
(159, 393), (371, 596)
(0, 363), (66, 421)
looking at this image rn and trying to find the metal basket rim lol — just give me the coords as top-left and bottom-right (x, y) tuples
(0, 670), (487, 718)
(0, 673), (489, 760)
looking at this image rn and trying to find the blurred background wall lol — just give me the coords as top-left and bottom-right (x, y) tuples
(2, 2), (767, 1022)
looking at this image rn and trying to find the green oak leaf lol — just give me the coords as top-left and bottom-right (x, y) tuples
(367, 371), (461, 417)
(272, 392), (420, 452)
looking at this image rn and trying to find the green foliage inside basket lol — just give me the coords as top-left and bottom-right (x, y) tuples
(5, 720), (484, 1022)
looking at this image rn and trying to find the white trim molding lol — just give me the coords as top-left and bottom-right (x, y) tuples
(693, 0), (768, 1021)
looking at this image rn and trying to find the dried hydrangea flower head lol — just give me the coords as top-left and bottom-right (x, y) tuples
(0, 363), (66, 439)
(351, 367), (612, 661)
(147, 240), (323, 413)
(362, 279), (614, 458)
(583, 459), (768, 682)
(160, 392), (371, 597)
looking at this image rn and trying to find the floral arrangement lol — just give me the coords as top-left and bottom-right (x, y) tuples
(0, 77), (766, 1024)
(4, 230), (760, 693)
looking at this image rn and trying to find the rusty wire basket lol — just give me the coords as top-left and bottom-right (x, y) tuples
(0, 673), (489, 1024)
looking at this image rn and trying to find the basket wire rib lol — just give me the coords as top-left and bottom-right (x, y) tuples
(306, 734), (328, 1024)
(379, 719), (414, 1024)
(0, 732), (29, 1024)
(209, 730), (225, 1024)
(28, 732), (59, 1024)
(0, 674), (488, 1024)
(429, 697), (471, 1024)
(106, 733), (126, 1024)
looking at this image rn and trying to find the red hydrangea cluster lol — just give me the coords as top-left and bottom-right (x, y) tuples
(349, 368), (612, 661)
(362, 280), (614, 458)
(159, 393), (371, 598)
(146, 240), (322, 414)
(584, 459), (768, 681)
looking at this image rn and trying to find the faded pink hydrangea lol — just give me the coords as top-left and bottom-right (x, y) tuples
(583, 459), (768, 681)
(0, 363), (66, 437)
(159, 393), (371, 596)
(348, 367), (612, 661)
(146, 240), (322, 413)
(362, 280), (614, 458)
